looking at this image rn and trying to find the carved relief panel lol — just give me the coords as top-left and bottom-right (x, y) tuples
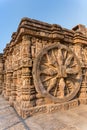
(33, 42), (82, 103)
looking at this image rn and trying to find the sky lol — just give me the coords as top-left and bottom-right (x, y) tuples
(0, 0), (87, 52)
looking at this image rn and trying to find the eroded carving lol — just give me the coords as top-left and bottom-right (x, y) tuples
(33, 43), (82, 103)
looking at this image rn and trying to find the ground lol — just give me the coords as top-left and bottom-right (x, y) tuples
(0, 95), (87, 130)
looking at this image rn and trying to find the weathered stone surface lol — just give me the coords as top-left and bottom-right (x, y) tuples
(1, 17), (87, 118)
(0, 53), (3, 94)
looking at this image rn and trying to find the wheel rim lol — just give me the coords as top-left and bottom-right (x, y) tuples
(33, 43), (82, 103)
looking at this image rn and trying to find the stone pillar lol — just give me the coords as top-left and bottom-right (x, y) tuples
(0, 73), (3, 94)
(82, 46), (87, 66)
(0, 54), (3, 94)
(21, 67), (32, 107)
(79, 69), (87, 104)
(5, 71), (13, 100)
(16, 69), (22, 105)
(9, 71), (17, 106)
(15, 35), (36, 118)
(74, 44), (83, 66)
(73, 44), (87, 103)
(9, 44), (21, 106)
(3, 72), (6, 96)
(5, 54), (13, 100)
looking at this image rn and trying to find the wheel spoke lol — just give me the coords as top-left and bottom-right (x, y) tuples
(63, 50), (67, 59)
(51, 50), (57, 64)
(51, 50), (59, 67)
(69, 63), (77, 68)
(40, 68), (57, 76)
(66, 79), (75, 93)
(54, 79), (59, 97)
(46, 53), (51, 64)
(66, 68), (79, 74)
(47, 77), (57, 92)
(67, 75), (81, 83)
(57, 49), (63, 66)
(42, 76), (55, 83)
(59, 78), (65, 97)
(43, 63), (57, 70)
(65, 54), (73, 67)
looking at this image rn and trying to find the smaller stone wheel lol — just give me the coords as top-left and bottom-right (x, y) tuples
(33, 43), (82, 103)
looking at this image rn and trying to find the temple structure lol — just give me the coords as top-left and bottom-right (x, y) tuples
(0, 18), (87, 118)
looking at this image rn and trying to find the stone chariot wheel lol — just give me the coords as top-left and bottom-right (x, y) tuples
(33, 43), (82, 103)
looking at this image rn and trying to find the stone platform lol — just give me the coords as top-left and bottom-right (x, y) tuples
(0, 95), (87, 130)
